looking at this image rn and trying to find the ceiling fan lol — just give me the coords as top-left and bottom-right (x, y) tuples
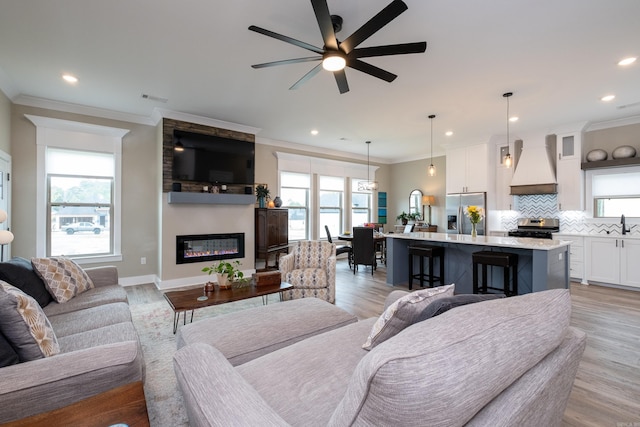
(248, 0), (427, 94)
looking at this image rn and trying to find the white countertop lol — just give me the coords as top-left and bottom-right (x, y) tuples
(386, 232), (570, 251)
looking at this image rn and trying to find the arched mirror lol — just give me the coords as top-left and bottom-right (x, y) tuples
(409, 189), (423, 220)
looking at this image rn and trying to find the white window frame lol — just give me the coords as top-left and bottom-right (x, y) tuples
(319, 175), (344, 238)
(585, 165), (640, 224)
(27, 115), (128, 263)
(351, 178), (372, 226)
(280, 171), (311, 241)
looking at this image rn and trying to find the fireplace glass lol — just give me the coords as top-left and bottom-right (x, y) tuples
(176, 233), (245, 264)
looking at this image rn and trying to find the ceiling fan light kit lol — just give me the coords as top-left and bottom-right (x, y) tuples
(249, 0), (427, 94)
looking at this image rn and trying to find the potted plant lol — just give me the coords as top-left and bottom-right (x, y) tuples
(255, 184), (270, 208)
(202, 260), (247, 290)
(396, 211), (413, 225)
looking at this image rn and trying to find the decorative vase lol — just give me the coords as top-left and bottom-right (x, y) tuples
(216, 273), (231, 290)
(471, 222), (477, 237)
(273, 196), (282, 207)
(258, 197), (266, 208)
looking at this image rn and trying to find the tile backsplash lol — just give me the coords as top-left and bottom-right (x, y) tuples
(498, 194), (638, 236)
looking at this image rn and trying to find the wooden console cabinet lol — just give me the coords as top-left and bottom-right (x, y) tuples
(255, 208), (289, 268)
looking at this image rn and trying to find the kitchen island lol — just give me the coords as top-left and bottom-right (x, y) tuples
(386, 232), (571, 295)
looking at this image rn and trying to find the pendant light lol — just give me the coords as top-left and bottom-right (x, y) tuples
(428, 114), (436, 177)
(503, 92), (513, 168)
(358, 141), (378, 191)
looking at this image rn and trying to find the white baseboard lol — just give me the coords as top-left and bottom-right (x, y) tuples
(118, 274), (157, 287)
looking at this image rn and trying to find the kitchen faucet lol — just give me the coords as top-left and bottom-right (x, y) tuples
(621, 214), (630, 235)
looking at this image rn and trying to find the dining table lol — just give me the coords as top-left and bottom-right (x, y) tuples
(337, 231), (387, 265)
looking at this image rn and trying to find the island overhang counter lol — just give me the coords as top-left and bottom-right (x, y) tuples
(385, 232), (571, 295)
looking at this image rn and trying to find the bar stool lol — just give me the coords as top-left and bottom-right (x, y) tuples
(408, 244), (445, 290)
(472, 250), (518, 296)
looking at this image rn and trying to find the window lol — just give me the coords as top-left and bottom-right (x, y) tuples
(47, 149), (114, 257)
(280, 172), (310, 240)
(319, 176), (344, 238)
(351, 179), (372, 227)
(29, 115), (127, 263)
(588, 167), (640, 218)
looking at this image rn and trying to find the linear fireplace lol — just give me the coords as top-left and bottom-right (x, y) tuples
(176, 233), (245, 264)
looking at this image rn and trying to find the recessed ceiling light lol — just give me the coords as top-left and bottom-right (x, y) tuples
(509, 116), (519, 122)
(601, 95), (615, 102)
(618, 57), (637, 66)
(62, 74), (78, 84)
(310, 129), (319, 136)
(445, 131), (453, 137)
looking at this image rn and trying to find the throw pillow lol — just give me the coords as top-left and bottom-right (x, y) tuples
(0, 331), (20, 367)
(362, 284), (455, 350)
(31, 257), (94, 303)
(0, 257), (53, 307)
(417, 293), (505, 323)
(0, 281), (60, 361)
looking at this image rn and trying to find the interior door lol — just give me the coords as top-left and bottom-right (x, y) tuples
(0, 151), (12, 261)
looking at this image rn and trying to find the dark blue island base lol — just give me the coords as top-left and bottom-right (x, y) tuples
(386, 233), (570, 295)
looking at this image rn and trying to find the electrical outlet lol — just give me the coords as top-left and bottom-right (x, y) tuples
(140, 257), (146, 265)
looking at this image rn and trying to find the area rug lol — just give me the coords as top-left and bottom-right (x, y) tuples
(129, 295), (280, 426)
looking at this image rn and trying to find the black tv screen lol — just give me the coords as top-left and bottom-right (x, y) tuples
(172, 130), (255, 186)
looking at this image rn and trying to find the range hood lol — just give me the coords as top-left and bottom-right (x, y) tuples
(510, 136), (557, 195)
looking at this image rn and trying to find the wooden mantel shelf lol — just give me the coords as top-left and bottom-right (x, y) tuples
(167, 192), (255, 205)
(581, 157), (640, 170)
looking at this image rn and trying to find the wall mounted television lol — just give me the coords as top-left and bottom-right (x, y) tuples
(172, 130), (255, 186)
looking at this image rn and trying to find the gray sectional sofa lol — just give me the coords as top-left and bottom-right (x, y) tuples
(0, 262), (146, 424)
(174, 288), (586, 426)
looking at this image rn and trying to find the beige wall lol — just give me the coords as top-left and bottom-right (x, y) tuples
(388, 155), (447, 231)
(584, 122), (640, 157)
(10, 104), (159, 278)
(0, 91), (10, 154)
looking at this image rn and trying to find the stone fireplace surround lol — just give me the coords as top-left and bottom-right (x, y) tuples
(158, 118), (257, 290)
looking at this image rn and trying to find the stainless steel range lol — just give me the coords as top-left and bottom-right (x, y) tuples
(508, 218), (560, 239)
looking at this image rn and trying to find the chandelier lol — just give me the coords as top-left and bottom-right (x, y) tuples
(358, 140), (378, 191)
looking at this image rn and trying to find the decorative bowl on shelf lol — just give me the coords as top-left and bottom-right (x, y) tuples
(612, 145), (636, 159)
(586, 149), (608, 162)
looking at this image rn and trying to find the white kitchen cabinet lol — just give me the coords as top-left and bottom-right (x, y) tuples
(556, 133), (584, 211)
(586, 236), (640, 288)
(556, 234), (585, 284)
(446, 144), (488, 194)
(496, 161), (514, 210)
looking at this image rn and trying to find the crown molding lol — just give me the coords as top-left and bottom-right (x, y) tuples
(13, 95), (156, 126)
(585, 114), (640, 132)
(153, 108), (261, 135)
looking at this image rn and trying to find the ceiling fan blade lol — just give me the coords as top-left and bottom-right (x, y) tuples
(252, 57), (320, 69)
(348, 59), (397, 82)
(350, 41), (426, 59)
(249, 25), (324, 54)
(310, 0), (339, 51)
(340, 0), (408, 54)
(289, 63), (323, 90)
(333, 69), (350, 94)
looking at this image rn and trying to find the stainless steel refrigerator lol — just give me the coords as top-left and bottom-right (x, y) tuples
(446, 192), (487, 235)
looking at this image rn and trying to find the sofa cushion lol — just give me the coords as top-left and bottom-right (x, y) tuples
(417, 293), (505, 322)
(0, 257), (52, 307)
(0, 331), (19, 367)
(57, 321), (139, 354)
(362, 284), (455, 350)
(0, 281), (60, 361)
(31, 257), (94, 303)
(42, 284), (128, 317)
(329, 289), (572, 427)
(177, 297), (358, 366)
(237, 318), (377, 427)
(48, 302), (132, 337)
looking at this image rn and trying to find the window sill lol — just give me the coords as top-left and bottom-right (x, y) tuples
(72, 254), (123, 265)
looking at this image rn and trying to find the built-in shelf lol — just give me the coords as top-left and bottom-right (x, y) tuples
(167, 192), (255, 205)
(581, 157), (640, 170)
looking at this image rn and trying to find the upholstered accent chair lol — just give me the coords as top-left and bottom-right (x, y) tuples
(279, 240), (337, 304)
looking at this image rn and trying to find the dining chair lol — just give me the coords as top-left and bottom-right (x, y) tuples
(352, 227), (376, 275)
(325, 225), (352, 269)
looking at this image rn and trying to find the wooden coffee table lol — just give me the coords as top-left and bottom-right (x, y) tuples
(163, 282), (293, 333)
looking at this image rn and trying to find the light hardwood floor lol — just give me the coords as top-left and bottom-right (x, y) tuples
(126, 259), (640, 426)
